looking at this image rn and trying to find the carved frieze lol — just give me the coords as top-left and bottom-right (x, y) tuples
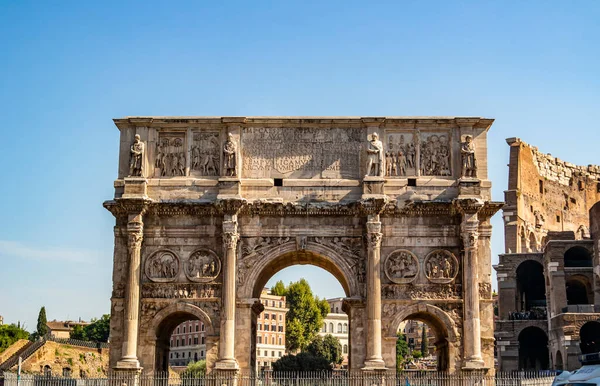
(478, 282), (492, 299)
(190, 132), (220, 176)
(420, 132), (452, 177)
(384, 249), (419, 284)
(386, 132), (417, 177)
(155, 133), (186, 177)
(237, 237), (291, 285)
(185, 249), (221, 282)
(312, 236), (365, 283)
(424, 250), (459, 284)
(241, 127), (362, 179)
(382, 284), (462, 300)
(145, 250), (180, 282)
(141, 283), (220, 299)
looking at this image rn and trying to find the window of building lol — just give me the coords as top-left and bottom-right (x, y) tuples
(329, 323), (333, 333)
(272, 314), (277, 320)
(271, 336), (275, 345)
(335, 307), (339, 313)
(258, 324), (262, 330)
(201, 323), (205, 331)
(194, 353), (198, 361)
(188, 338), (192, 345)
(557, 215), (561, 222)
(177, 327), (180, 334)
(264, 313), (269, 320)
(323, 323), (327, 332)
(201, 350), (204, 357)
(272, 351), (275, 357)
(279, 351), (282, 357)
(201, 336), (205, 344)
(258, 336), (262, 344)
(279, 315), (282, 321)
(264, 350), (268, 357)
(193, 337), (198, 345)
(539, 180), (544, 194)
(279, 301), (282, 308)
(337, 323), (342, 333)
(278, 325), (283, 332)
(170, 353), (173, 359)
(188, 352), (191, 359)
(343, 323), (348, 333)
(343, 345), (348, 354)
(196, 325), (199, 332)
(279, 337), (282, 345)
(183, 326), (186, 333)
(170, 339), (173, 347)
(264, 324), (269, 331)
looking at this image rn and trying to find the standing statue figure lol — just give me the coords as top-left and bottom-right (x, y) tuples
(129, 134), (145, 177)
(223, 133), (237, 177)
(366, 132), (384, 177)
(461, 135), (477, 178)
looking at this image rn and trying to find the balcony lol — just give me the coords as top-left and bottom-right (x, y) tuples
(561, 305), (600, 313)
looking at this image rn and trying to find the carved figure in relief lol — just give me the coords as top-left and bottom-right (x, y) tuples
(397, 150), (407, 176)
(384, 250), (418, 284)
(385, 152), (394, 176)
(424, 250), (458, 283)
(156, 137), (186, 177)
(146, 251), (179, 282)
(420, 134), (451, 176)
(223, 133), (237, 177)
(366, 132), (384, 177)
(186, 250), (221, 281)
(461, 135), (477, 178)
(128, 134), (145, 177)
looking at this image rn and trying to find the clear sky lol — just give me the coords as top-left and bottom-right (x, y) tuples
(0, 1), (598, 330)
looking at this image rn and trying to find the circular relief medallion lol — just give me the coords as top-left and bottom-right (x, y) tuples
(424, 250), (458, 283)
(145, 250), (180, 283)
(185, 249), (221, 283)
(384, 249), (419, 284)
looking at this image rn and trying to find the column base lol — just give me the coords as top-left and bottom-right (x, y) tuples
(462, 357), (486, 370)
(214, 358), (240, 371)
(114, 359), (142, 370)
(362, 358), (387, 371)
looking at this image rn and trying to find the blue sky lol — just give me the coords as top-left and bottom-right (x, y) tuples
(0, 1), (598, 330)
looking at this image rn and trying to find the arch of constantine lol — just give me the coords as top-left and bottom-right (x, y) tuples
(104, 117), (502, 374)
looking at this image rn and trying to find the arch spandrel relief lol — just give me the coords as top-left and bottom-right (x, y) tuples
(424, 250), (459, 284)
(185, 249), (221, 283)
(145, 250), (180, 283)
(384, 249), (419, 284)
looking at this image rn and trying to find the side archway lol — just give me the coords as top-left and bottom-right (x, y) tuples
(387, 303), (459, 372)
(518, 326), (549, 370)
(145, 302), (215, 373)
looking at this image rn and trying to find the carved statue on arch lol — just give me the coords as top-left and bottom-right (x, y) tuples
(129, 134), (145, 177)
(366, 132), (384, 177)
(223, 133), (237, 177)
(461, 135), (477, 178)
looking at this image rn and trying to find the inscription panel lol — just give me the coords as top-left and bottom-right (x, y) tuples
(241, 127), (363, 179)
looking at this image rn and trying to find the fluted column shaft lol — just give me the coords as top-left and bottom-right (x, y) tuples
(461, 210), (485, 368)
(216, 214), (239, 369)
(364, 215), (385, 369)
(119, 220), (143, 367)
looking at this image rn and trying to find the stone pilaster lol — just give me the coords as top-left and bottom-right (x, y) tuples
(215, 213), (240, 370)
(363, 215), (386, 370)
(116, 212), (144, 370)
(457, 200), (485, 369)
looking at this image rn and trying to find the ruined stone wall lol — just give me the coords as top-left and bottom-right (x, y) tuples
(504, 138), (600, 254)
(20, 341), (108, 377)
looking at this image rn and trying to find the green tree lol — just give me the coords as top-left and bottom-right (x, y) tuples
(182, 360), (206, 376)
(316, 297), (330, 318)
(270, 280), (287, 296)
(307, 334), (342, 365)
(283, 279), (328, 352)
(36, 306), (48, 338)
(395, 332), (409, 371)
(420, 326), (427, 355)
(272, 352), (332, 372)
(70, 324), (86, 341)
(0, 324), (29, 353)
(84, 315), (110, 342)
(412, 350), (422, 359)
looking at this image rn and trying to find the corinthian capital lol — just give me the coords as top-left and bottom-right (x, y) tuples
(223, 232), (239, 250)
(366, 232), (383, 249)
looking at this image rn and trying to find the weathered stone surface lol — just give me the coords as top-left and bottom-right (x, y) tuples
(105, 117), (501, 374)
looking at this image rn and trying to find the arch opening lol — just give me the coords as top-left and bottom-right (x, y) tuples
(580, 321), (600, 354)
(529, 233), (538, 252)
(564, 246), (593, 268)
(555, 350), (563, 371)
(153, 309), (212, 372)
(566, 276), (592, 305)
(518, 327), (549, 370)
(253, 260), (350, 372)
(516, 260), (546, 311)
(393, 311), (452, 372)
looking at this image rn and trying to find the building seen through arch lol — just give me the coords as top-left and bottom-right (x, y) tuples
(496, 138), (600, 372)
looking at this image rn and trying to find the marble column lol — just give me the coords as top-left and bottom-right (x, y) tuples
(460, 207), (485, 368)
(363, 215), (386, 369)
(215, 214), (240, 370)
(117, 217), (144, 369)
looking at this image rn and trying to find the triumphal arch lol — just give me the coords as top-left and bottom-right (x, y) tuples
(104, 116), (502, 374)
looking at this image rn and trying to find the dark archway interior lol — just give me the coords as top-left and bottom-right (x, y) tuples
(580, 321), (600, 354)
(251, 251), (351, 298)
(564, 246), (593, 267)
(555, 350), (563, 370)
(154, 311), (201, 372)
(516, 260), (546, 311)
(397, 312), (450, 372)
(566, 278), (591, 305)
(518, 327), (549, 370)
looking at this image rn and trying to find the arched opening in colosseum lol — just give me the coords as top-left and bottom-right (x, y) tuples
(250, 250), (353, 371)
(554, 350), (563, 371)
(566, 276), (593, 305)
(580, 321), (600, 355)
(518, 326), (549, 371)
(528, 233), (539, 252)
(564, 246), (593, 268)
(516, 260), (546, 312)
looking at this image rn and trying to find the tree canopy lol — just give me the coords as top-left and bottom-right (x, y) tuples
(36, 306), (48, 337)
(395, 332), (409, 371)
(0, 324), (29, 353)
(307, 334), (342, 365)
(70, 314), (110, 342)
(272, 352), (332, 372)
(270, 279), (329, 352)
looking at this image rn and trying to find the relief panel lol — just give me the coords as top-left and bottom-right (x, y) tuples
(420, 131), (452, 177)
(190, 132), (220, 177)
(385, 132), (417, 177)
(154, 132), (187, 177)
(384, 249), (419, 284)
(185, 249), (221, 282)
(241, 127), (363, 179)
(424, 250), (459, 284)
(145, 250), (180, 283)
